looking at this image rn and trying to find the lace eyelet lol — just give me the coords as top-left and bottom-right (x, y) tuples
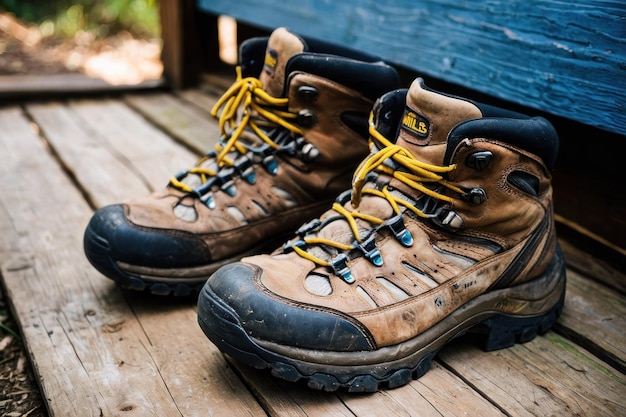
(387, 215), (413, 246)
(359, 235), (383, 266)
(331, 254), (354, 284)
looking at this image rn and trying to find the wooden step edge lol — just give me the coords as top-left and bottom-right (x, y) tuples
(556, 214), (625, 294)
(0, 73), (167, 101)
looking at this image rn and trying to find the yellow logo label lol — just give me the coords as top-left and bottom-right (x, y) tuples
(401, 109), (429, 137)
(263, 49), (278, 76)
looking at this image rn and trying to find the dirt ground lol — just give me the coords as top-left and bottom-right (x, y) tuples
(0, 11), (163, 417)
(0, 12), (162, 84)
(0, 298), (46, 417)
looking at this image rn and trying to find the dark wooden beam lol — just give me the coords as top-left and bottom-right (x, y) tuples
(160, 0), (220, 89)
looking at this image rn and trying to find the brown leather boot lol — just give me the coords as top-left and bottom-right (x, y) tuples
(198, 78), (566, 391)
(83, 27), (399, 295)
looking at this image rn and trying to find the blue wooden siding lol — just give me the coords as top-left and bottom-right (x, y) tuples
(197, 0), (626, 135)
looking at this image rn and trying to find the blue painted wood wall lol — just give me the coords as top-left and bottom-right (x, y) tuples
(197, 0), (626, 136)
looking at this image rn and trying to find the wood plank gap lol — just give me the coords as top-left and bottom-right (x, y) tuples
(435, 358), (513, 417)
(339, 361), (506, 416)
(65, 101), (156, 194)
(224, 355), (364, 417)
(1, 106), (185, 415)
(553, 269), (626, 374)
(172, 72), (236, 113)
(556, 215), (625, 259)
(199, 72), (236, 95)
(20, 102), (100, 212)
(174, 88), (220, 117)
(124, 92), (220, 155)
(438, 331), (625, 416)
(25, 101), (150, 209)
(64, 98), (197, 197)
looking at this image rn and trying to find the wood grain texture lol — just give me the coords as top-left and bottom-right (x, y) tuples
(439, 332), (626, 417)
(125, 92), (220, 155)
(1, 85), (624, 415)
(0, 107), (183, 416)
(0, 104), (266, 416)
(556, 269), (626, 374)
(559, 237), (625, 294)
(197, 0), (626, 135)
(66, 99), (198, 192)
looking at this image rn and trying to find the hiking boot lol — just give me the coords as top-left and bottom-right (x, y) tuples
(83, 27), (400, 296)
(197, 78), (566, 391)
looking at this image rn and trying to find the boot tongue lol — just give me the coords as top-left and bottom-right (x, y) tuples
(395, 78), (483, 165)
(259, 27), (307, 97)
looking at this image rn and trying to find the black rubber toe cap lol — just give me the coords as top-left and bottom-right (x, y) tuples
(83, 204), (212, 272)
(202, 262), (375, 352)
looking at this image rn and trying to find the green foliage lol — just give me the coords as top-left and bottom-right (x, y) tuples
(0, 321), (20, 340)
(0, 302), (20, 340)
(0, 0), (160, 39)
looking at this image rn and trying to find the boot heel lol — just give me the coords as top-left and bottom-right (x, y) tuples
(480, 287), (565, 351)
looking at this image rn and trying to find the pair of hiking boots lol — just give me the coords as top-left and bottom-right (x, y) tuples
(84, 27), (565, 392)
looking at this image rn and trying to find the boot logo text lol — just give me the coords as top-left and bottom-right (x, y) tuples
(401, 108), (430, 138)
(263, 49), (278, 77)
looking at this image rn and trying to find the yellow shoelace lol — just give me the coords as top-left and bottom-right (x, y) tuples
(169, 67), (305, 193)
(292, 113), (464, 269)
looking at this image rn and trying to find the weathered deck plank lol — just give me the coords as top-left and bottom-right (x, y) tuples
(177, 88), (223, 114)
(7, 94), (371, 417)
(0, 105), (266, 416)
(556, 269), (626, 373)
(125, 92), (220, 155)
(0, 87), (624, 416)
(26, 101), (149, 208)
(1, 107), (184, 416)
(66, 98), (198, 192)
(439, 331), (625, 416)
(558, 236), (625, 294)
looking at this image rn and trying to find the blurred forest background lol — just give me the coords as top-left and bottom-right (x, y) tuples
(0, 0), (163, 84)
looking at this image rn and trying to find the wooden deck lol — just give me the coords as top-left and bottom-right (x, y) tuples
(1, 77), (624, 416)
